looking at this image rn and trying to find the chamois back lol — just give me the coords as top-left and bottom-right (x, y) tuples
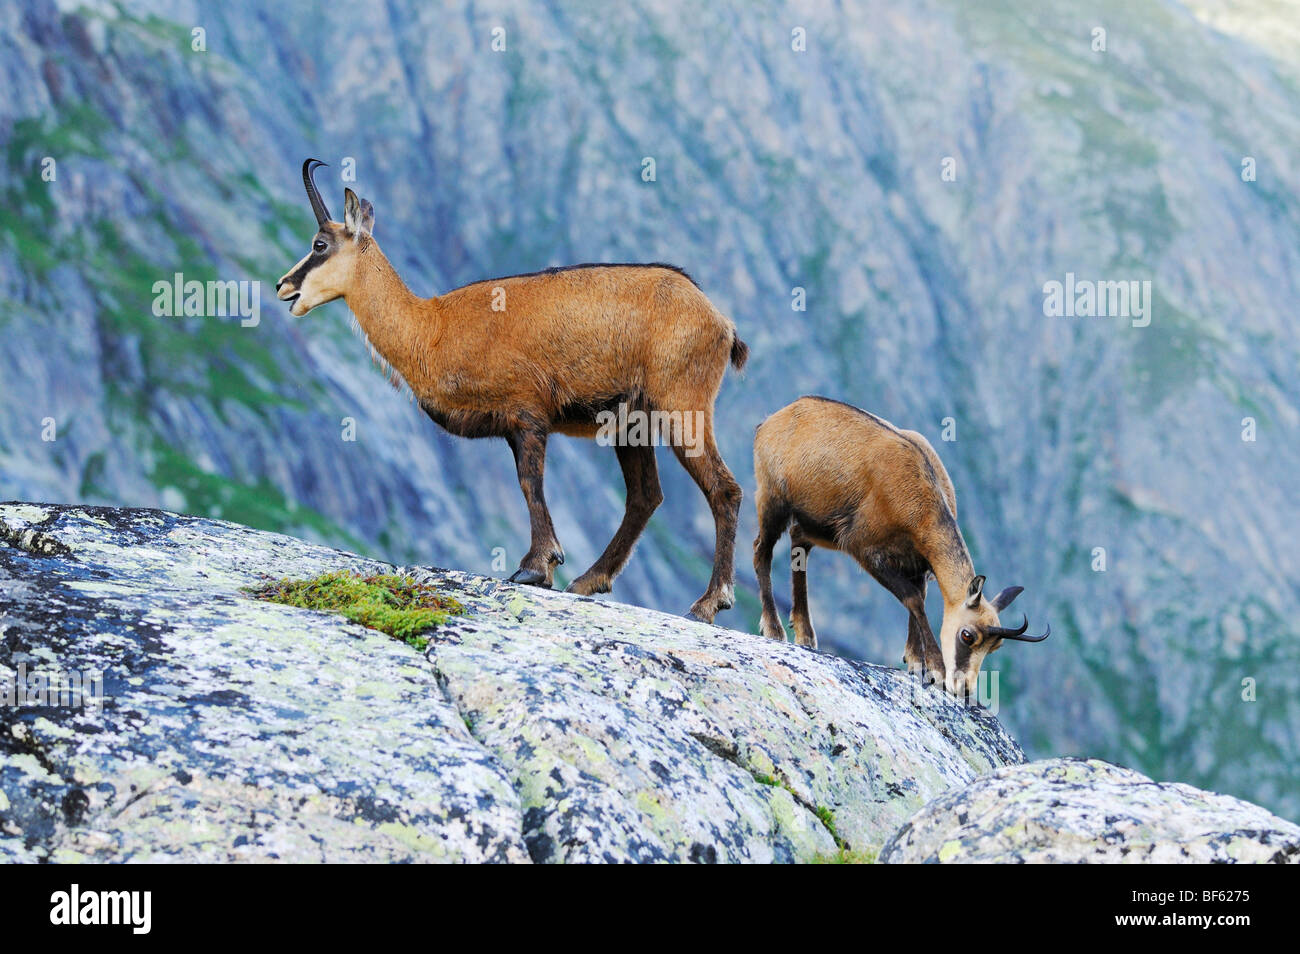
(754, 395), (957, 552)
(421, 263), (743, 437)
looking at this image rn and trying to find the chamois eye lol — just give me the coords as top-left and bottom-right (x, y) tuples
(313, 240), (327, 253)
(960, 629), (976, 647)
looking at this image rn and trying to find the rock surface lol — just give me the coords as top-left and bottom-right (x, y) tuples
(880, 758), (1300, 864)
(0, 503), (530, 863)
(0, 503), (1022, 863)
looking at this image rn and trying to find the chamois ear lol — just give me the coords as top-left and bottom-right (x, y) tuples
(965, 574), (986, 608)
(990, 585), (1024, 612)
(343, 188), (373, 238)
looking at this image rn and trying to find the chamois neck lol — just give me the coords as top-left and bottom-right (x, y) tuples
(344, 239), (430, 369)
(928, 516), (978, 608)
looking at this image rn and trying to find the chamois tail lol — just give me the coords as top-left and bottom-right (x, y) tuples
(729, 333), (749, 372)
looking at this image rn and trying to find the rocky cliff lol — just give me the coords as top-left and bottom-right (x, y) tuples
(3, 503), (1296, 863)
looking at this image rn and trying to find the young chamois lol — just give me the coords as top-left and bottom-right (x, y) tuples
(752, 396), (1048, 695)
(276, 160), (747, 622)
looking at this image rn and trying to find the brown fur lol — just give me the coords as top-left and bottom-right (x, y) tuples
(277, 186), (745, 621)
(752, 396), (1036, 695)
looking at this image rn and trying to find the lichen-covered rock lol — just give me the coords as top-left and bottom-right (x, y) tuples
(879, 758), (1300, 864)
(1, 503), (1023, 862)
(414, 567), (1023, 862)
(0, 503), (530, 863)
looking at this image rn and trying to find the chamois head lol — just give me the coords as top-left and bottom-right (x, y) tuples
(939, 576), (1049, 697)
(276, 159), (375, 317)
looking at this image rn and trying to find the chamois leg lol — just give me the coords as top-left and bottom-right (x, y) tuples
(673, 431), (742, 623)
(904, 609), (944, 685)
(505, 430), (564, 588)
(753, 494), (791, 641)
(788, 523), (818, 649)
(879, 573), (943, 684)
(567, 443), (662, 596)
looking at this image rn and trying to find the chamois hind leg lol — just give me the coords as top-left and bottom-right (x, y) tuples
(788, 523), (818, 649)
(672, 427), (742, 623)
(753, 493), (791, 641)
(505, 429), (564, 588)
(567, 443), (662, 596)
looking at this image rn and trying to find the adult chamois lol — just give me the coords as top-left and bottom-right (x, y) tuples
(276, 160), (746, 622)
(752, 396), (1048, 695)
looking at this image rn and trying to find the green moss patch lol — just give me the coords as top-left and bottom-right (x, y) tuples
(750, 769), (852, 854)
(811, 847), (878, 864)
(244, 572), (465, 650)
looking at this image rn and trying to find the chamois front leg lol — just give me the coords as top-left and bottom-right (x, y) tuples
(903, 611), (944, 686)
(900, 586), (944, 685)
(876, 570), (944, 684)
(568, 443), (662, 596)
(505, 430), (564, 588)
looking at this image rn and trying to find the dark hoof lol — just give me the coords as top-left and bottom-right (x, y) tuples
(905, 662), (942, 687)
(684, 610), (708, 623)
(507, 568), (552, 588)
(566, 579), (611, 595)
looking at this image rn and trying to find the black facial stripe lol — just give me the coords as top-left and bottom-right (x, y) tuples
(953, 637), (973, 672)
(286, 249), (328, 288)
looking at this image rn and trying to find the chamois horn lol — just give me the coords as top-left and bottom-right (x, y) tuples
(988, 615), (1051, 643)
(302, 158), (331, 227)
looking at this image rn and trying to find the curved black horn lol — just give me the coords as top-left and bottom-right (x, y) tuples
(302, 158), (331, 226)
(988, 615), (1050, 643)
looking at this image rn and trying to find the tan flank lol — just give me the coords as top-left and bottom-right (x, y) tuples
(752, 396), (1048, 696)
(277, 160), (746, 621)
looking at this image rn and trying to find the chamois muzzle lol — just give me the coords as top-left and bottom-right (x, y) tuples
(302, 158), (331, 227)
(988, 615), (1051, 642)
